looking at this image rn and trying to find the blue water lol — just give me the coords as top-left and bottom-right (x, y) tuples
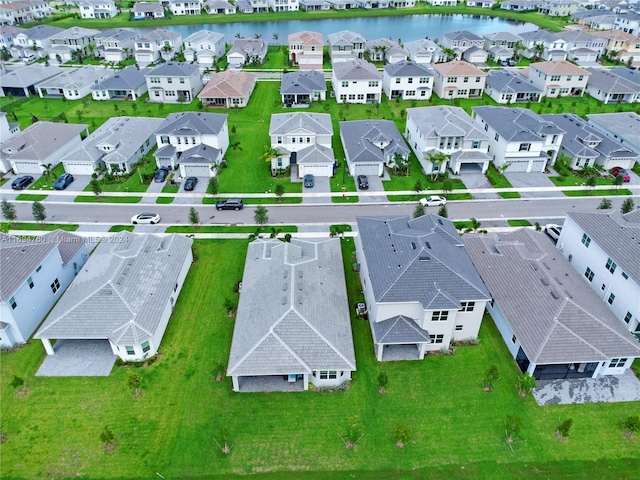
(142, 14), (537, 44)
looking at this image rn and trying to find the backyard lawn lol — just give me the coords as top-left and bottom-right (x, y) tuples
(1, 239), (639, 480)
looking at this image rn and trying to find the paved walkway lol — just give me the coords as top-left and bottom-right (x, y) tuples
(533, 369), (640, 405)
(36, 339), (116, 377)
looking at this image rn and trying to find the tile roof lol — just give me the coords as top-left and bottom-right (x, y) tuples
(35, 232), (193, 345)
(198, 70), (256, 99)
(269, 112), (332, 136)
(280, 70), (326, 95)
(473, 106), (564, 142)
(384, 60), (434, 78)
(598, 29), (639, 41)
(1, 121), (87, 162)
(486, 70), (543, 94)
(288, 30), (323, 46)
(227, 238), (356, 376)
(433, 60), (486, 77)
(529, 60), (590, 76)
(154, 111), (228, 137)
(464, 229), (640, 364)
(339, 119), (409, 163)
(333, 59), (381, 80)
(91, 66), (150, 91)
(407, 106), (490, 142)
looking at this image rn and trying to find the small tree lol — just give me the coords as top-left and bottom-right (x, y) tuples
(556, 418), (573, 439)
(613, 174), (624, 189)
(254, 205), (269, 230)
(437, 205), (448, 218)
(504, 415), (524, 452)
(1, 199), (18, 225)
(465, 218), (482, 233)
(188, 207), (200, 230)
(10, 375), (24, 390)
(274, 183), (285, 202)
(230, 141), (242, 158)
(392, 422), (411, 448)
(214, 428), (231, 455)
(621, 198), (635, 214)
(598, 198), (612, 209)
(31, 201), (46, 226)
(586, 176), (597, 193)
(483, 364), (500, 392)
(42, 163), (55, 186)
(99, 426), (116, 451)
(339, 416), (363, 449)
(223, 298), (235, 317)
(377, 371), (388, 393)
(442, 178), (453, 196)
(516, 372), (536, 397)
(414, 179), (423, 194)
(207, 176), (220, 197)
(127, 370), (142, 397)
(413, 203), (425, 219)
(622, 415), (640, 439)
(90, 179), (102, 200)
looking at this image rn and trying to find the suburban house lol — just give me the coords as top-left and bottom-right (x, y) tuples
(326, 0), (361, 9)
(615, 11), (640, 35)
(204, 0), (237, 14)
(134, 29), (183, 67)
(60, 116), (162, 175)
(537, 0), (579, 16)
(327, 30), (365, 63)
(465, 228), (640, 380)
(432, 61), (487, 100)
(365, 38), (408, 64)
(332, 59), (382, 104)
(584, 13), (618, 32)
(382, 60), (434, 100)
(94, 28), (140, 63)
(585, 67), (640, 104)
(79, 0), (117, 19)
(462, 46), (489, 65)
(299, 0), (331, 10)
(482, 31), (522, 60)
(132, 2), (165, 19)
(485, 70), (543, 104)
(48, 26), (100, 62)
(356, 215), (491, 361)
(525, 60), (590, 98)
(610, 66), (640, 92)
(466, 0), (496, 6)
(0, 1), (50, 26)
(558, 210), (640, 338)
(145, 62), (203, 103)
(91, 65), (151, 101)
(441, 30), (484, 54)
(0, 231), (89, 349)
(168, 0), (204, 15)
(587, 112), (640, 155)
(288, 30), (323, 71)
(198, 70), (257, 108)
(269, 112), (334, 177)
(236, 0), (269, 12)
(472, 106), (564, 172)
(269, 0), (300, 10)
(153, 112), (229, 177)
(11, 24), (63, 60)
(0, 122), (87, 175)
(0, 64), (63, 97)
(35, 232), (194, 362)
(541, 113), (638, 170)
(0, 112), (20, 144)
(227, 238), (356, 392)
(280, 70), (326, 106)
(183, 30), (226, 68)
(226, 38), (268, 69)
(35, 65), (111, 100)
(404, 39), (445, 65)
(339, 119), (409, 177)
(518, 30), (568, 61)
(557, 30), (605, 63)
(599, 29), (640, 65)
(405, 106), (491, 175)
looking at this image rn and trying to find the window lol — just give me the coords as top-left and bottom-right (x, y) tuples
(277, 158), (282, 167)
(609, 358), (627, 368)
(550, 75), (561, 82)
(36, 265), (42, 272)
(446, 76), (456, 83)
(519, 143), (531, 152)
(357, 94), (364, 100)
(566, 75), (572, 81)
(511, 334), (516, 343)
(578, 75), (584, 81)
(581, 233), (591, 247)
(494, 133), (500, 141)
(624, 312), (632, 324)
(167, 77), (172, 83)
(150, 77), (160, 84)
(584, 267), (594, 282)
(605, 258), (617, 274)
(408, 77), (413, 84)
(27, 276), (34, 289)
(432, 334), (444, 344)
(460, 301), (475, 312)
(142, 341), (150, 353)
(179, 77), (185, 84)
(395, 77), (401, 84)
(319, 370), (337, 380)
(471, 141), (480, 149)
(432, 311), (448, 322)
(455, 325), (463, 331)
(368, 81), (378, 87)
(622, 271), (629, 280)
(463, 76), (468, 83)
(126, 346), (135, 355)
(419, 77), (429, 84)
(607, 293), (615, 305)
(9, 296), (17, 309)
(405, 91), (415, 96)
(475, 77), (481, 82)
(341, 81), (348, 87)
(51, 278), (60, 294)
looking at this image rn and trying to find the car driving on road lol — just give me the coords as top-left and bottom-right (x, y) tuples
(419, 195), (447, 207)
(216, 198), (244, 211)
(131, 212), (161, 224)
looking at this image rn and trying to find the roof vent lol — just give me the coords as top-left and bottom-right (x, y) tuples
(530, 263), (538, 271)
(550, 290), (560, 299)
(425, 241), (431, 249)
(564, 289), (573, 299)
(410, 242), (416, 250)
(541, 277), (549, 286)
(419, 255), (430, 261)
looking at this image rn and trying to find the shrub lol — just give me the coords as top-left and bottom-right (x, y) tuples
(557, 418), (573, 439)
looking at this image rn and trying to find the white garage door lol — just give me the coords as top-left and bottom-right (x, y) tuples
(181, 164), (211, 178)
(506, 160), (529, 173)
(12, 161), (41, 174)
(530, 160), (546, 173)
(353, 163), (380, 176)
(64, 162), (95, 175)
(299, 164), (333, 178)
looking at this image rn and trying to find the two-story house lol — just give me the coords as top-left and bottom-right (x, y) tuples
(79, 0), (117, 19)
(482, 31), (522, 61)
(614, 12), (640, 35)
(356, 214), (491, 361)
(432, 61), (487, 100)
(557, 30), (605, 63)
(48, 26), (100, 62)
(134, 29), (183, 67)
(145, 62), (203, 103)
(441, 30), (484, 55)
(332, 58), (382, 104)
(599, 29), (640, 65)
(0, 231), (89, 349)
(269, 0), (299, 10)
(327, 30), (365, 63)
(94, 28), (139, 63)
(537, 0), (579, 16)
(168, 0), (203, 15)
(365, 38), (408, 64)
(204, 0), (237, 14)
(472, 106), (565, 172)
(183, 30), (225, 68)
(585, 67), (640, 104)
(518, 29), (568, 61)
(288, 30), (323, 71)
(382, 60), (434, 100)
(11, 24), (62, 60)
(525, 60), (590, 98)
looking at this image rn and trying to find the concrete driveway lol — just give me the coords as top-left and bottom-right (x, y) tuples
(140, 177), (167, 204)
(173, 176), (209, 205)
(36, 339), (116, 377)
(47, 175), (92, 202)
(458, 168), (498, 200)
(505, 172), (559, 198)
(357, 175), (387, 203)
(302, 176), (331, 204)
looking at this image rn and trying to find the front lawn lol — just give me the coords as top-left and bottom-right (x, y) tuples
(74, 195), (143, 203)
(0, 222), (79, 232)
(562, 188), (632, 197)
(15, 194), (48, 201)
(156, 196), (174, 204)
(165, 225), (298, 233)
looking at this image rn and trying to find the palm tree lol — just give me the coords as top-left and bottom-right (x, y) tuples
(121, 47), (131, 59)
(512, 41), (525, 62)
(272, 33), (279, 51)
(235, 33), (242, 39)
(71, 48), (84, 64)
(441, 47), (456, 62)
(42, 163), (54, 186)
(230, 141), (242, 158)
(254, 33), (262, 39)
(533, 42), (545, 60)
(261, 145), (282, 175)
(131, 157), (146, 184)
(87, 43), (96, 58)
(95, 164), (108, 184)
(426, 151), (450, 181)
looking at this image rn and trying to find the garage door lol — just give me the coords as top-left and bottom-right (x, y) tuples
(530, 160), (546, 173)
(353, 163), (381, 176)
(505, 160), (529, 173)
(12, 161), (41, 174)
(181, 164), (212, 178)
(64, 162), (95, 175)
(299, 164), (333, 178)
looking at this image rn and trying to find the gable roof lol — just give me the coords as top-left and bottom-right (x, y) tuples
(50, 26), (100, 41)
(530, 60), (590, 76)
(340, 119), (409, 163)
(198, 70), (256, 99)
(357, 215), (490, 308)
(280, 70), (327, 95)
(464, 229), (640, 364)
(610, 67), (640, 87)
(91, 66), (151, 91)
(327, 30), (365, 46)
(154, 112), (228, 137)
(269, 112), (332, 136)
(1, 121), (87, 161)
(443, 30), (483, 42)
(146, 61), (199, 77)
(586, 67), (640, 94)
(486, 70), (543, 94)
(227, 38), (267, 58)
(183, 29), (224, 46)
(333, 59), (381, 81)
(296, 143), (335, 165)
(35, 232), (193, 345)
(35, 65), (111, 90)
(432, 60), (486, 77)
(407, 106), (490, 142)
(23, 24), (64, 40)
(0, 64), (63, 88)
(288, 30), (323, 46)
(227, 238), (356, 376)
(473, 106), (564, 142)
(384, 60), (434, 78)
(587, 112), (640, 152)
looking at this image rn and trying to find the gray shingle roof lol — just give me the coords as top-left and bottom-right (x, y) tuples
(280, 70), (326, 95)
(587, 112), (640, 154)
(464, 229), (640, 364)
(486, 70), (543, 94)
(1, 122), (87, 162)
(269, 112), (332, 136)
(179, 143), (219, 165)
(384, 60), (434, 78)
(327, 30), (365, 46)
(0, 64), (63, 88)
(443, 30), (483, 42)
(94, 28), (138, 42)
(146, 61), (199, 77)
(296, 143), (335, 165)
(35, 232), (193, 345)
(333, 59), (381, 81)
(155, 111), (227, 137)
(91, 66), (150, 92)
(24, 24), (64, 40)
(407, 106), (490, 142)
(586, 67), (640, 94)
(357, 215), (490, 309)
(35, 65), (110, 90)
(473, 106), (564, 142)
(609, 67), (640, 88)
(227, 238), (356, 376)
(339, 119), (409, 164)
(372, 315), (431, 344)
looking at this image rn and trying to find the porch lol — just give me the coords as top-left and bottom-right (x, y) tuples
(235, 374), (307, 392)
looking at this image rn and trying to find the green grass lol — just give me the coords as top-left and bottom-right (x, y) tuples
(485, 164), (513, 189)
(161, 184), (180, 194)
(0, 176), (8, 186)
(499, 192), (522, 199)
(15, 194), (48, 201)
(165, 225), (297, 233)
(549, 173), (618, 187)
(74, 195), (143, 203)
(82, 158), (156, 194)
(332, 195), (359, 203)
(632, 164), (640, 176)
(562, 189), (632, 197)
(508, 219), (533, 227)
(1, 238), (639, 479)
(1, 222), (79, 231)
(108, 225), (135, 232)
(28, 164), (64, 190)
(156, 196), (175, 204)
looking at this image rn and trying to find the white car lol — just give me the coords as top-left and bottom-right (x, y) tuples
(544, 224), (562, 242)
(419, 195), (447, 207)
(131, 213), (161, 225)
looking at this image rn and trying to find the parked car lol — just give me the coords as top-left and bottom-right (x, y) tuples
(11, 176), (34, 190)
(611, 166), (631, 183)
(183, 177), (198, 191)
(357, 175), (369, 190)
(419, 195), (447, 207)
(154, 167), (169, 183)
(216, 198), (244, 211)
(303, 174), (314, 188)
(507, 58), (516, 66)
(544, 224), (563, 242)
(131, 212), (161, 225)
(54, 173), (74, 190)
(500, 60), (509, 67)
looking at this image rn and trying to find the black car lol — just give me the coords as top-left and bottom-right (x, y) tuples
(216, 198), (244, 211)
(11, 176), (34, 190)
(54, 173), (74, 190)
(154, 167), (169, 183)
(357, 175), (369, 190)
(183, 177), (198, 191)
(303, 174), (314, 188)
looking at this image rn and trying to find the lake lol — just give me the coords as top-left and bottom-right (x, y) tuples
(146, 14), (537, 44)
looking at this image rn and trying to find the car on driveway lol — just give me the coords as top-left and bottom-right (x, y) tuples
(544, 224), (562, 242)
(11, 176), (34, 190)
(357, 175), (369, 190)
(303, 174), (314, 188)
(54, 173), (74, 190)
(183, 177), (198, 191)
(154, 167), (169, 183)
(131, 212), (161, 224)
(216, 198), (244, 211)
(419, 195), (447, 207)
(611, 167), (631, 182)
